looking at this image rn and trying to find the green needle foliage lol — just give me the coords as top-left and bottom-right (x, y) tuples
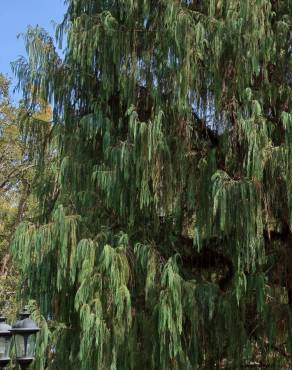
(11, 0), (292, 369)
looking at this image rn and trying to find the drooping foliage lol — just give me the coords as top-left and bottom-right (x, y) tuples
(12, 0), (292, 368)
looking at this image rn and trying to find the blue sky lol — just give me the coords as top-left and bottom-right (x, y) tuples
(0, 0), (66, 99)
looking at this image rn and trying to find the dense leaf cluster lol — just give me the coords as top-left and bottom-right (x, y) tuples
(12, 1), (292, 369)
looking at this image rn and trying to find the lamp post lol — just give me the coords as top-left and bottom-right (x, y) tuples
(11, 307), (40, 370)
(0, 316), (12, 370)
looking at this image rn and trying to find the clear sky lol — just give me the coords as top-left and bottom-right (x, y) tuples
(0, 0), (66, 99)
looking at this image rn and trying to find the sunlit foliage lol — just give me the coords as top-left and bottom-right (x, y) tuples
(12, 1), (292, 369)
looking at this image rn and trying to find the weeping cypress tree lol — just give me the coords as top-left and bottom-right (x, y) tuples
(11, 0), (292, 369)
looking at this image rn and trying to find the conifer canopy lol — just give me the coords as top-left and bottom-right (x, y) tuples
(12, 1), (292, 369)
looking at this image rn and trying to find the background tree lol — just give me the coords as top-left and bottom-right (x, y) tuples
(0, 74), (33, 317)
(12, 1), (291, 369)
(0, 74), (51, 325)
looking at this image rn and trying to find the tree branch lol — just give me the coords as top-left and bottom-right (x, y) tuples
(0, 163), (35, 190)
